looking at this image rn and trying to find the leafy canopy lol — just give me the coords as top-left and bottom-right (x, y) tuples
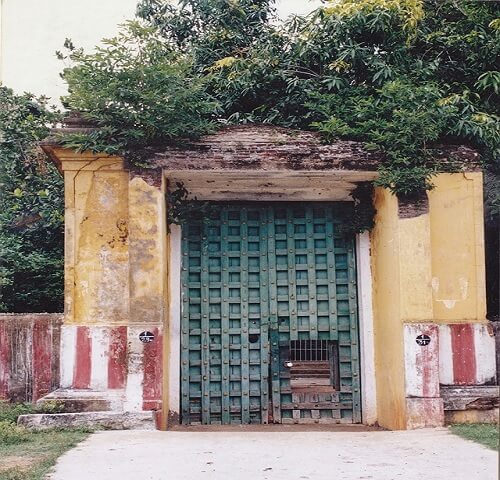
(1, 0), (498, 312)
(0, 87), (63, 312)
(58, 24), (218, 156)
(59, 0), (499, 199)
(2, 0), (497, 311)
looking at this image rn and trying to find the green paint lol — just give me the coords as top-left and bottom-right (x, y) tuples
(181, 203), (361, 425)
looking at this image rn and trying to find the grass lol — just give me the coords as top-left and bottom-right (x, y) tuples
(0, 403), (91, 480)
(450, 423), (499, 451)
(0, 402), (65, 424)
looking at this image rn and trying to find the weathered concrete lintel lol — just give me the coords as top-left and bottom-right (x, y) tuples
(134, 126), (481, 173)
(42, 124), (480, 174)
(166, 170), (378, 201)
(41, 124), (481, 205)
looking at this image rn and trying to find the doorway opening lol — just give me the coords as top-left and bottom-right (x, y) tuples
(179, 203), (361, 425)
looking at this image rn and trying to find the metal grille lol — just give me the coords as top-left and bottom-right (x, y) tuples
(289, 340), (330, 361)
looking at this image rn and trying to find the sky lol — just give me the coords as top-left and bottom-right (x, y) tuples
(276, 0), (323, 18)
(0, 0), (325, 102)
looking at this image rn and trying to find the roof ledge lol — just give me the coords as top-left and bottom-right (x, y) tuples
(42, 120), (481, 174)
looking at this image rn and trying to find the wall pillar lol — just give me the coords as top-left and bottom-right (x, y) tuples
(43, 148), (167, 416)
(398, 195), (443, 429)
(371, 172), (495, 430)
(429, 174), (497, 423)
(371, 189), (443, 429)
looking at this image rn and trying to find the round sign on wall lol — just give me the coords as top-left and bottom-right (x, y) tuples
(415, 334), (431, 346)
(139, 331), (155, 343)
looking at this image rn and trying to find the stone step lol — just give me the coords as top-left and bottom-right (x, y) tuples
(37, 388), (125, 413)
(440, 385), (499, 411)
(17, 411), (156, 431)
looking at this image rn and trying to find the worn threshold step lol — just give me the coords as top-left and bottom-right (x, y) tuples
(17, 411), (156, 431)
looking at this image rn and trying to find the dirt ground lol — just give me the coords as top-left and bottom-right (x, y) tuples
(0, 455), (35, 473)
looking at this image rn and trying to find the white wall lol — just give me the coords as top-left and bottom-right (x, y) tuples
(0, 0), (322, 104)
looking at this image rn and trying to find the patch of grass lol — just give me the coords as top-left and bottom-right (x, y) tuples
(0, 403), (91, 480)
(0, 402), (65, 424)
(450, 423), (499, 451)
(0, 428), (90, 480)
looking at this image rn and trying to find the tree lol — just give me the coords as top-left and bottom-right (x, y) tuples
(0, 87), (63, 312)
(59, 0), (499, 318)
(2, 0), (498, 312)
(60, 0), (499, 197)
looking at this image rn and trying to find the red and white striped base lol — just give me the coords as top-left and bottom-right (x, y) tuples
(439, 323), (496, 386)
(60, 325), (163, 411)
(403, 322), (496, 428)
(58, 322), (495, 421)
(404, 322), (496, 398)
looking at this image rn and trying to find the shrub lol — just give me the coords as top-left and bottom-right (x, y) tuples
(0, 420), (29, 445)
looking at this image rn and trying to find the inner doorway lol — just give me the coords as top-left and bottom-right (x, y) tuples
(180, 203), (361, 424)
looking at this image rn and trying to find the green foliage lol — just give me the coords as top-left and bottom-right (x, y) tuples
(167, 182), (215, 227)
(0, 402), (65, 424)
(0, 403), (37, 424)
(0, 401), (84, 450)
(136, 0), (276, 71)
(58, 21), (218, 155)
(58, 0), (499, 202)
(340, 183), (377, 236)
(0, 421), (29, 445)
(0, 419), (90, 480)
(0, 87), (63, 312)
(309, 80), (456, 194)
(2, 0), (497, 316)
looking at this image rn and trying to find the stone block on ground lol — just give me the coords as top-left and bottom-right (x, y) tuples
(17, 411), (156, 431)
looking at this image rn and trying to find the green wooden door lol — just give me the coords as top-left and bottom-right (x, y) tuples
(181, 203), (361, 425)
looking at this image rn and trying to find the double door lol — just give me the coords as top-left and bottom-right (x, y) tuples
(180, 203), (361, 424)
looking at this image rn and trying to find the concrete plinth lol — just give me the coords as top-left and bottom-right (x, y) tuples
(17, 411), (156, 431)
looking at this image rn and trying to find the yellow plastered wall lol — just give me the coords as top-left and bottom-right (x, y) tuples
(128, 176), (167, 325)
(371, 173), (486, 429)
(429, 173), (486, 323)
(63, 156), (129, 326)
(399, 212), (433, 323)
(370, 188), (406, 430)
(58, 150), (167, 327)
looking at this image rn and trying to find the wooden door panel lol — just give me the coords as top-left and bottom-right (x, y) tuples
(180, 203), (361, 425)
